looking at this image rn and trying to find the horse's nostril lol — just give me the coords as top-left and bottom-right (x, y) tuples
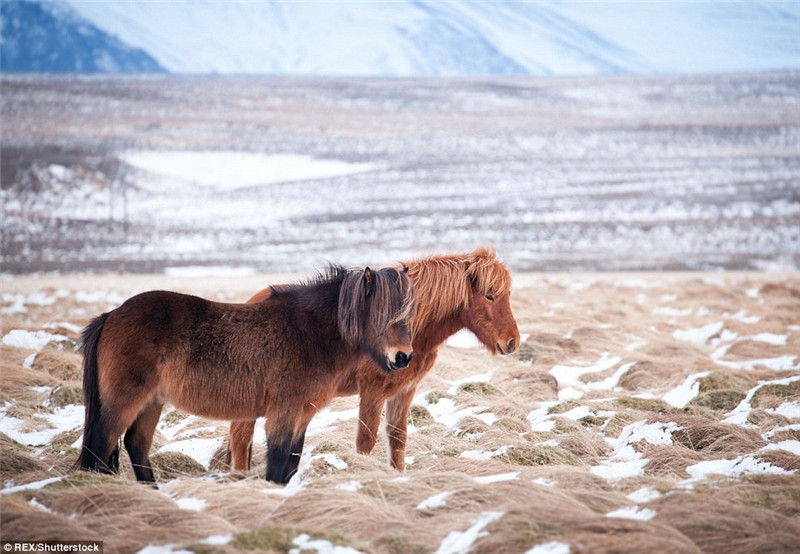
(395, 351), (412, 368)
(507, 339), (515, 352)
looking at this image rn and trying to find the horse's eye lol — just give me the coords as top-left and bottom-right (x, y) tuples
(485, 295), (494, 302)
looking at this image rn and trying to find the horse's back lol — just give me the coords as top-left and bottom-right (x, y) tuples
(103, 290), (209, 341)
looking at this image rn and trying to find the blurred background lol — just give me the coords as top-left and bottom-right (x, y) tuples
(2, 0), (799, 274)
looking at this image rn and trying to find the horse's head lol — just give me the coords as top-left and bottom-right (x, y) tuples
(461, 249), (520, 356)
(338, 266), (416, 372)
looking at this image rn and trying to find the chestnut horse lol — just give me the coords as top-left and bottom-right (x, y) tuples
(76, 266), (416, 484)
(225, 248), (519, 471)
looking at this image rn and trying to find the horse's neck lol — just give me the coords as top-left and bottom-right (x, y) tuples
(286, 279), (348, 345)
(414, 307), (465, 352)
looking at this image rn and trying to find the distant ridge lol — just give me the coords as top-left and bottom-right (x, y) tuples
(2, 0), (799, 75)
(0, 0), (164, 73)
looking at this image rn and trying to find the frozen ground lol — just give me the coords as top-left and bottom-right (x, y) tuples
(1, 71), (799, 273)
(1, 271), (798, 552)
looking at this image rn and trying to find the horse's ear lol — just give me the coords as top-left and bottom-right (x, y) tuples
(363, 267), (375, 296)
(465, 258), (482, 291)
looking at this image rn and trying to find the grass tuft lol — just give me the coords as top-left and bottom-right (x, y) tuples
(614, 397), (673, 413)
(407, 405), (434, 427)
(424, 391), (455, 405)
(456, 382), (502, 396)
(48, 384), (83, 408)
(503, 445), (582, 467)
(689, 390), (746, 412)
(150, 452), (206, 479)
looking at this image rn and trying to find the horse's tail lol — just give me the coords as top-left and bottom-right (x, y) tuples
(75, 312), (109, 471)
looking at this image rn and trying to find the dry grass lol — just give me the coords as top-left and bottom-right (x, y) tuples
(1, 271), (798, 553)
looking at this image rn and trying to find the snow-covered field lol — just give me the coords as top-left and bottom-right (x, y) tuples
(1, 271), (799, 553)
(2, 71), (799, 274)
(1, 70), (799, 552)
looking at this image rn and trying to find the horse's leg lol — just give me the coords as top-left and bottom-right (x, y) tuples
(264, 423), (294, 484)
(385, 386), (417, 471)
(265, 404), (316, 485)
(83, 406), (141, 475)
(123, 399), (163, 483)
(107, 444), (120, 474)
(229, 419), (257, 471)
(283, 429), (306, 483)
(83, 355), (159, 475)
(356, 387), (385, 455)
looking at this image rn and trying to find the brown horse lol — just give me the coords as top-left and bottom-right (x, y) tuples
(76, 265), (416, 484)
(226, 248), (520, 471)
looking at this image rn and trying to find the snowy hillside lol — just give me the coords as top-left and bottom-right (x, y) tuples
(0, 0), (164, 73)
(7, 0), (800, 75)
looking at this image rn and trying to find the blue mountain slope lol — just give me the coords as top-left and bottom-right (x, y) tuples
(4, 0), (799, 75)
(1, 0), (164, 73)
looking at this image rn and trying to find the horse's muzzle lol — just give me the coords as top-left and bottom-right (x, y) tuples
(387, 350), (413, 371)
(497, 337), (517, 356)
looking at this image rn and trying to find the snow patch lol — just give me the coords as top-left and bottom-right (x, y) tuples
(200, 535), (233, 546)
(605, 506), (656, 521)
(1, 476), (63, 494)
(749, 333), (787, 345)
(712, 344), (799, 371)
(460, 445), (511, 460)
(678, 454), (795, 488)
(723, 376), (800, 426)
(123, 151), (375, 193)
(317, 453), (348, 470)
(175, 497), (206, 511)
(474, 472), (519, 485)
(290, 533), (364, 554)
(591, 420), (680, 480)
(761, 440), (800, 456)
(416, 488), (471, 510)
(28, 497), (52, 512)
(136, 546), (194, 554)
(550, 353), (623, 400)
(766, 401), (800, 420)
(156, 437), (223, 469)
(532, 477), (556, 487)
(434, 511), (504, 554)
(626, 487), (661, 503)
(0, 404), (84, 446)
(590, 459), (649, 481)
(726, 310), (760, 324)
(662, 371), (711, 408)
(672, 321), (723, 344)
(446, 329), (483, 350)
(2, 329), (68, 351)
(306, 407), (359, 436)
(525, 541), (571, 554)
(527, 402), (559, 432)
(335, 481), (363, 491)
(652, 307), (692, 317)
(763, 423), (800, 440)
(418, 392), (495, 431)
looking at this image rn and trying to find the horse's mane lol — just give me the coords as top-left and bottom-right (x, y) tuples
(338, 267), (416, 345)
(405, 247), (511, 334)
